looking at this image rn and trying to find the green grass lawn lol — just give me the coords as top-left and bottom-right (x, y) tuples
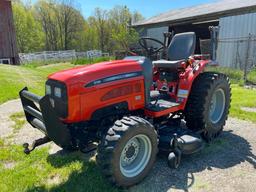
(230, 84), (256, 123)
(0, 63), (74, 104)
(0, 139), (119, 192)
(206, 66), (256, 85)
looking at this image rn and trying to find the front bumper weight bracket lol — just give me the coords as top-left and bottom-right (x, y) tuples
(19, 87), (72, 151)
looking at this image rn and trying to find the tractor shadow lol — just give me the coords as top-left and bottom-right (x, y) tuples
(130, 130), (256, 192)
(26, 130), (256, 192)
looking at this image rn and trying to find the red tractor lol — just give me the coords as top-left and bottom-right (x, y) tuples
(19, 32), (231, 187)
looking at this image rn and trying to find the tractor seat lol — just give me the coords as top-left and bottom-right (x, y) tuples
(153, 60), (185, 70)
(153, 32), (196, 70)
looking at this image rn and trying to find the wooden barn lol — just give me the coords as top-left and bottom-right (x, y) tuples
(0, 0), (19, 64)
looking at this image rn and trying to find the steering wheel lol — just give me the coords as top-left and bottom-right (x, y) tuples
(139, 37), (165, 56)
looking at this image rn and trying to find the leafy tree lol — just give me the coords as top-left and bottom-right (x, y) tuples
(132, 11), (145, 25)
(93, 8), (111, 52)
(55, 0), (85, 50)
(109, 6), (141, 52)
(80, 18), (99, 51)
(36, 0), (59, 50)
(12, 1), (144, 54)
(111, 25), (139, 52)
(13, 2), (44, 52)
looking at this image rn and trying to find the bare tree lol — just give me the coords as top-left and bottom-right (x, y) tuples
(36, 0), (84, 51)
(55, 0), (84, 50)
(36, 0), (59, 50)
(93, 8), (110, 51)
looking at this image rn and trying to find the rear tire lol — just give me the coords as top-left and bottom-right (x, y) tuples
(184, 72), (231, 141)
(96, 116), (158, 187)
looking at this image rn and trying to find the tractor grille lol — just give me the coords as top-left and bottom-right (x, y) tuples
(45, 79), (68, 118)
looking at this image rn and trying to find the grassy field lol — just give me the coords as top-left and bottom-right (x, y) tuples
(230, 84), (256, 123)
(0, 139), (119, 192)
(207, 66), (256, 85)
(0, 63), (74, 104)
(0, 56), (114, 104)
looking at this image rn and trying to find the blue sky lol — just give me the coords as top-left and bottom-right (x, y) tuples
(28, 0), (217, 19)
(76, 0), (217, 18)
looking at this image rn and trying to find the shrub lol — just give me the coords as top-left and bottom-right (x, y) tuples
(206, 66), (243, 82)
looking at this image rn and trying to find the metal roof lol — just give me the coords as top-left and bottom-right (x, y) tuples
(133, 0), (256, 27)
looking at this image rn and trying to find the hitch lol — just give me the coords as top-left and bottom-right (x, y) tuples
(23, 136), (51, 154)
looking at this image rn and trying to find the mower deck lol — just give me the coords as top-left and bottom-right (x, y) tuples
(158, 122), (204, 155)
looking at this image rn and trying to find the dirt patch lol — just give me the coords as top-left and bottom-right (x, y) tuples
(9, 123), (62, 154)
(241, 107), (256, 113)
(244, 85), (256, 90)
(3, 161), (16, 169)
(47, 174), (62, 185)
(0, 99), (62, 154)
(0, 100), (23, 138)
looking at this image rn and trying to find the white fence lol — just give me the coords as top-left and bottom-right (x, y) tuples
(19, 50), (109, 64)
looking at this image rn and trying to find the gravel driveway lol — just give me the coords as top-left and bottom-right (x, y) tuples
(1, 100), (256, 192)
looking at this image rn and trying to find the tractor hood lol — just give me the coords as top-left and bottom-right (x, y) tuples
(48, 60), (142, 85)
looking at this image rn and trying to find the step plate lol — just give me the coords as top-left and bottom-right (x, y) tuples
(147, 99), (180, 112)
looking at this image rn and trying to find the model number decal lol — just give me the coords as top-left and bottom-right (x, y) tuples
(85, 71), (142, 87)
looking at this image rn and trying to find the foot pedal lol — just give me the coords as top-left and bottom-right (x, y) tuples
(80, 142), (97, 153)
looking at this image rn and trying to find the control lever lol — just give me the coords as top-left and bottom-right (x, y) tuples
(162, 32), (173, 59)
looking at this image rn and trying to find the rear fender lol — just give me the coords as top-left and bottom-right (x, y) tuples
(177, 60), (210, 108)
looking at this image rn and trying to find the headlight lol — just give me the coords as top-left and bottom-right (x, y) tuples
(46, 85), (51, 95)
(54, 87), (62, 98)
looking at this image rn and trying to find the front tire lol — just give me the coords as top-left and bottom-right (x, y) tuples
(185, 72), (231, 141)
(97, 116), (158, 187)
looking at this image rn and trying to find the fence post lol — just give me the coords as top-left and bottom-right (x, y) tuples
(43, 51), (47, 63)
(244, 34), (252, 83)
(209, 26), (219, 61)
(72, 50), (76, 61)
